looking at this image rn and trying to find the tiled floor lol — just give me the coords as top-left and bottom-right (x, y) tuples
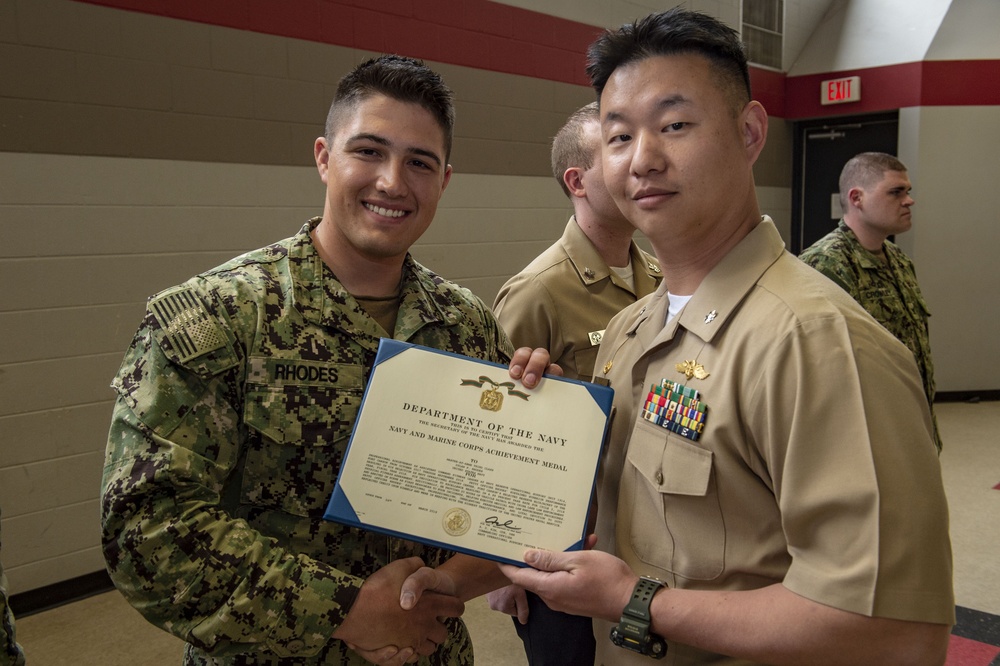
(11, 400), (1000, 665)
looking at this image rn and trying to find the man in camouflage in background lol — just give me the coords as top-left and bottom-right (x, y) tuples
(800, 152), (941, 451)
(1, 508), (27, 666)
(102, 55), (541, 666)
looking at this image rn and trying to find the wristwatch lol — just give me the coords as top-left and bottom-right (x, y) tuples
(609, 576), (667, 659)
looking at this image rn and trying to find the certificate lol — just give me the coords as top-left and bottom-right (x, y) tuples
(324, 339), (613, 565)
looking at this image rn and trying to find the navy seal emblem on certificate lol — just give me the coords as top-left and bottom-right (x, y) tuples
(323, 339), (613, 566)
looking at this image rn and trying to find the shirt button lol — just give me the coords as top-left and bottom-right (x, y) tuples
(287, 640), (305, 654)
(655, 471), (663, 485)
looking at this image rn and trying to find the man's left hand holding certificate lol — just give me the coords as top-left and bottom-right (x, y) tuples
(324, 339), (612, 565)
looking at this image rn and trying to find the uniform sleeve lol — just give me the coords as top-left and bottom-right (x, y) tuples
(1, 512), (26, 666)
(101, 285), (363, 659)
(798, 247), (861, 301)
(493, 275), (563, 359)
(748, 313), (953, 623)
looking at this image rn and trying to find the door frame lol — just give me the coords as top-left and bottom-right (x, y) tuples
(791, 110), (899, 254)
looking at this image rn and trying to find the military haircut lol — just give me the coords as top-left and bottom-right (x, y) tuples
(586, 6), (751, 116)
(839, 152), (908, 208)
(324, 54), (456, 162)
(551, 102), (600, 198)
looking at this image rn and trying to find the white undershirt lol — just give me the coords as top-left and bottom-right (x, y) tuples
(666, 292), (692, 323)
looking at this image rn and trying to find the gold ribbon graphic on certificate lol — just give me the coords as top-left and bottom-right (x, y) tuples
(459, 375), (531, 412)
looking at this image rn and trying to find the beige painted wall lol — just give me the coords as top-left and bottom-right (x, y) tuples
(16, 0), (990, 600)
(0, 145), (792, 594)
(898, 106), (1000, 392)
(0, 0), (590, 594)
(0, 151), (575, 593)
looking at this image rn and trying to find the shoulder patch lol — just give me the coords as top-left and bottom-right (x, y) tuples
(149, 287), (228, 364)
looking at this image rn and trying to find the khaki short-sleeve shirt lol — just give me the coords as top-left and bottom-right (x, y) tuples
(592, 220), (953, 666)
(494, 217), (660, 381)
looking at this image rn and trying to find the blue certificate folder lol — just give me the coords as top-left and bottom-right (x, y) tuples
(323, 338), (613, 566)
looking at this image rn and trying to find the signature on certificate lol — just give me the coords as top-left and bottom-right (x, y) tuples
(484, 516), (522, 532)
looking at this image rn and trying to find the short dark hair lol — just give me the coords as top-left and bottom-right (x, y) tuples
(839, 152), (908, 208)
(325, 54), (455, 161)
(586, 7), (751, 113)
(551, 102), (600, 198)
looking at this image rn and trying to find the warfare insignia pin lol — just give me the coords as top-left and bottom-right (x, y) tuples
(676, 359), (710, 380)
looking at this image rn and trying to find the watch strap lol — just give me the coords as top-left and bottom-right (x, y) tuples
(624, 576), (663, 621)
(610, 576), (667, 659)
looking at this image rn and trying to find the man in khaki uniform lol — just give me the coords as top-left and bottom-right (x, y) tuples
(494, 103), (660, 384)
(500, 9), (954, 665)
(489, 103), (660, 664)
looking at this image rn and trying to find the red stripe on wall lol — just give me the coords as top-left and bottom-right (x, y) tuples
(72, 0), (600, 86)
(785, 60), (1000, 119)
(750, 67), (786, 118)
(786, 62), (923, 119)
(921, 60), (1000, 106)
(69, 1), (1000, 114)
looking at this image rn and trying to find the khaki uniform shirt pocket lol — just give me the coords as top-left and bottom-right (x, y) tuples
(625, 419), (724, 581)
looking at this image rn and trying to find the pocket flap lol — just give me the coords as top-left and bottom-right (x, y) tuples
(628, 421), (713, 496)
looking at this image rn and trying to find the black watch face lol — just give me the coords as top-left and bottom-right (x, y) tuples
(610, 626), (667, 659)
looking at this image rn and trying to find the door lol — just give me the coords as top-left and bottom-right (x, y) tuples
(791, 112), (898, 254)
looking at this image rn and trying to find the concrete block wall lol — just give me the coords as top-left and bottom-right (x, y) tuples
(0, 0), (794, 595)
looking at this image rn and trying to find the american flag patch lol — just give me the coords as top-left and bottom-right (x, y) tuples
(149, 288), (226, 363)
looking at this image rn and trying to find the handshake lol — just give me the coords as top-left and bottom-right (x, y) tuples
(335, 535), (619, 666)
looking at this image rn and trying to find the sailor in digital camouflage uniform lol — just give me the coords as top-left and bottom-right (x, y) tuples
(102, 55), (527, 666)
(1, 508), (26, 666)
(799, 152), (941, 451)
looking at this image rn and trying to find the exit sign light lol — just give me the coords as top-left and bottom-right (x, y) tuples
(821, 76), (861, 105)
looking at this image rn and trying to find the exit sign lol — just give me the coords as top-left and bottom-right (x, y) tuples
(821, 76), (861, 105)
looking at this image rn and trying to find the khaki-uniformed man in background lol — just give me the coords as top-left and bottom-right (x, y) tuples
(799, 152), (941, 451)
(493, 102), (661, 383)
(488, 102), (660, 665)
(1, 508), (27, 666)
(101, 54), (547, 666)
(497, 8), (954, 665)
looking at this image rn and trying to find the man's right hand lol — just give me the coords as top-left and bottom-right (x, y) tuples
(333, 557), (464, 659)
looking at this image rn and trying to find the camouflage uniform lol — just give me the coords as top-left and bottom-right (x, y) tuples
(799, 219), (941, 450)
(102, 218), (514, 665)
(1, 509), (26, 666)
